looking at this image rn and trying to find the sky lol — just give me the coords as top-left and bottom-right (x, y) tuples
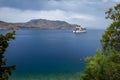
(0, 0), (120, 29)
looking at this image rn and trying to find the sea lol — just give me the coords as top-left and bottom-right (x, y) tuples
(0, 29), (104, 80)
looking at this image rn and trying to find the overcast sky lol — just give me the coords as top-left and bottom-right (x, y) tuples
(0, 0), (120, 29)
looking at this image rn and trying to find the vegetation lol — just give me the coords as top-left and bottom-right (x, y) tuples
(80, 3), (120, 80)
(101, 3), (120, 52)
(0, 31), (16, 80)
(80, 50), (120, 80)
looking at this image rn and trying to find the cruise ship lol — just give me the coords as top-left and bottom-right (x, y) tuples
(73, 25), (86, 33)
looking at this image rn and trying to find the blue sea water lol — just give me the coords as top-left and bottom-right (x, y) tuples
(1, 29), (104, 80)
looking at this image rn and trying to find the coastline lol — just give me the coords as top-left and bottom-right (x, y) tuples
(10, 72), (82, 80)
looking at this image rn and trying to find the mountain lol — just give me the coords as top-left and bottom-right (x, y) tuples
(0, 19), (77, 30)
(0, 21), (18, 30)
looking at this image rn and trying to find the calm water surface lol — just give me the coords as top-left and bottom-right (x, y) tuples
(1, 29), (104, 80)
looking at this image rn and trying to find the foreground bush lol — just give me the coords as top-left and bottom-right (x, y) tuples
(0, 31), (16, 80)
(80, 50), (120, 80)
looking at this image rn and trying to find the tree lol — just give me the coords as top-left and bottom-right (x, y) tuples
(80, 3), (120, 80)
(80, 50), (120, 80)
(105, 4), (120, 22)
(0, 31), (16, 80)
(101, 3), (120, 52)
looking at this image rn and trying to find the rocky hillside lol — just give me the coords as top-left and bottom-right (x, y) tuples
(0, 19), (77, 30)
(0, 21), (18, 30)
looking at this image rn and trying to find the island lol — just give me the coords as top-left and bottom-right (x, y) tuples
(0, 19), (80, 30)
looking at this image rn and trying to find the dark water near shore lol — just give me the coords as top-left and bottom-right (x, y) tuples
(1, 29), (104, 80)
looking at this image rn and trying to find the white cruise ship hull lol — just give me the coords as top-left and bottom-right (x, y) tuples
(73, 30), (86, 33)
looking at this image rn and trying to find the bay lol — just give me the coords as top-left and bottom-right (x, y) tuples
(1, 29), (104, 80)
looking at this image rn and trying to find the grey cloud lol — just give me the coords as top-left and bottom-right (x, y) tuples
(0, 0), (48, 10)
(0, 0), (120, 29)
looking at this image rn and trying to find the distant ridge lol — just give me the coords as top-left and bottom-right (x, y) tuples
(0, 19), (78, 30)
(0, 21), (18, 30)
